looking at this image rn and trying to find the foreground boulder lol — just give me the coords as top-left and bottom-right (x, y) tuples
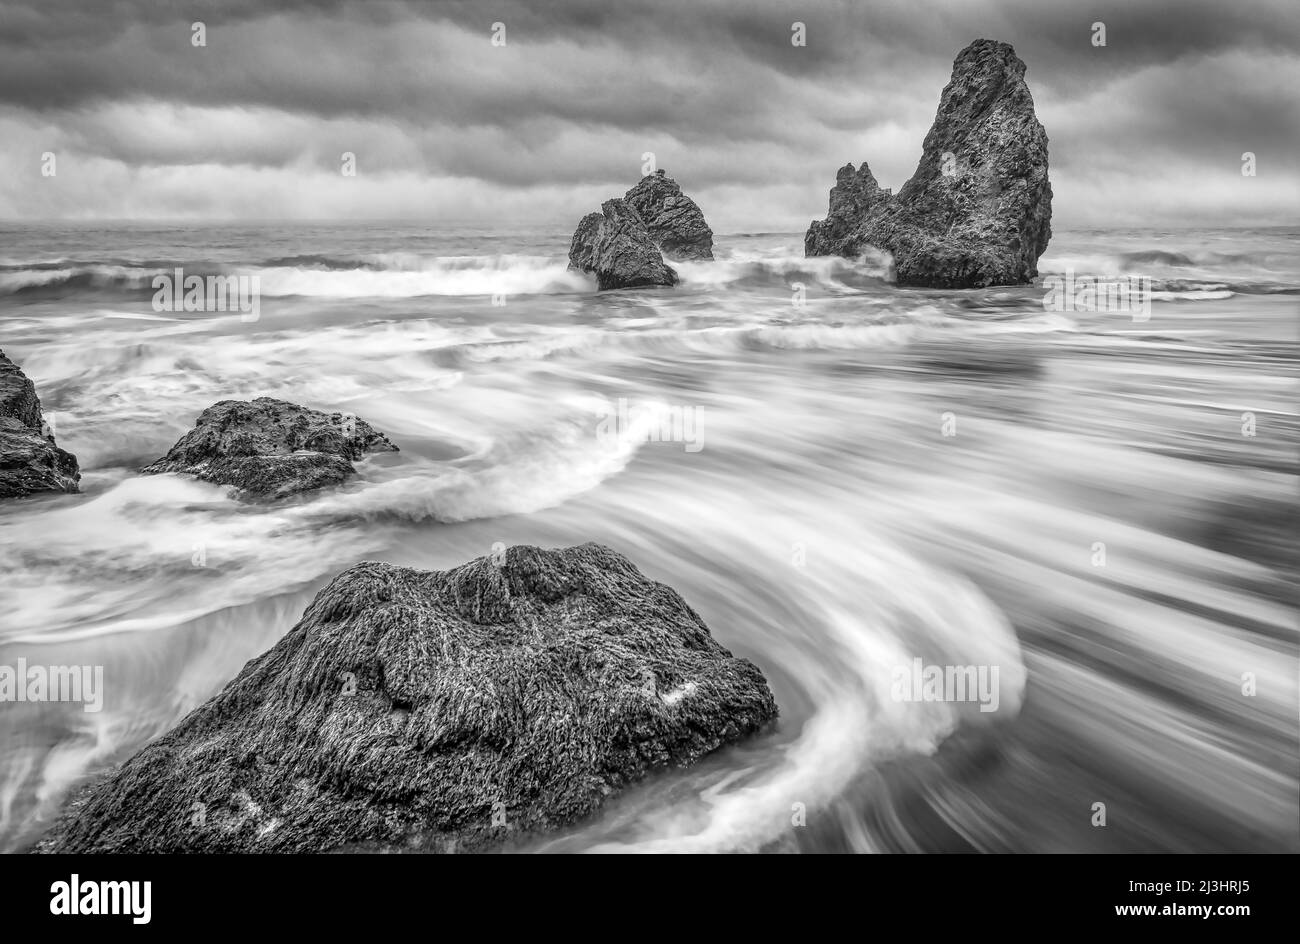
(567, 199), (680, 290)
(38, 543), (778, 853)
(623, 170), (714, 261)
(142, 397), (396, 500)
(0, 348), (79, 498)
(805, 39), (1053, 287)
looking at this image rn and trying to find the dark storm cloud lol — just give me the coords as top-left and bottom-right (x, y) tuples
(4, 0), (1298, 109)
(0, 0), (1296, 224)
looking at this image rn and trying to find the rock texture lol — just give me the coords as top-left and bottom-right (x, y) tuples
(142, 397), (397, 500)
(0, 349), (80, 498)
(804, 162), (893, 261)
(805, 39), (1053, 288)
(38, 543), (778, 853)
(567, 198), (680, 290)
(623, 170), (714, 261)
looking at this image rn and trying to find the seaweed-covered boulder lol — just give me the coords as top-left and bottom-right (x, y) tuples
(567, 199), (679, 290)
(805, 39), (1053, 287)
(142, 397), (396, 500)
(0, 348), (79, 498)
(38, 543), (778, 853)
(623, 170), (714, 261)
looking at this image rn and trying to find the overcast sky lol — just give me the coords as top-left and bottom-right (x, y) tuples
(1, 0), (1296, 231)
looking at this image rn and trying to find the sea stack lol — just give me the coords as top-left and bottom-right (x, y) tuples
(38, 544), (779, 853)
(568, 198), (680, 290)
(568, 171), (713, 289)
(623, 170), (714, 261)
(142, 397), (397, 500)
(805, 39), (1053, 288)
(0, 349), (80, 498)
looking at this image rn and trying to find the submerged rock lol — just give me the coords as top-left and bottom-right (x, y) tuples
(567, 198), (680, 290)
(805, 39), (1053, 288)
(142, 397), (397, 500)
(38, 543), (778, 853)
(623, 170), (714, 261)
(0, 349), (80, 498)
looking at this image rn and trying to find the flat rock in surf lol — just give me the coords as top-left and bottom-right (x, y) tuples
(0, 348), (80, 498)
(142, 396), (397, 500)
(805, 39), (1053, 288)
(568, 198), (680, 290)
(623, 170), (714, 261)
(36, 543), (778, 853)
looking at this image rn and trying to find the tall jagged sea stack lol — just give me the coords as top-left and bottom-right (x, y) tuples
(806, 39), (1053, 288)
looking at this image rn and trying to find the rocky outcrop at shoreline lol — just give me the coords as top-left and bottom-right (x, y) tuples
(568, 171), (712, 289)
(568, 199), (680, 290)
(142, 397), (397, 500)
(624, 170), (714, 261)
(37, 543), (779, 853)
(805, 162), (893, 262)
(805, 39), (1053, 288)
(0, 348), (80, 498)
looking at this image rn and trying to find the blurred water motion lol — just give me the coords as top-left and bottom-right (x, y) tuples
(1, 223), (1296, 852)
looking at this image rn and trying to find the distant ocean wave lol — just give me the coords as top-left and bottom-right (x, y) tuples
(4, 234), (1297, 300)
(0, 251), (892, 299)
(0, 257), (590, 299)
(1039, 243), (1299, 296)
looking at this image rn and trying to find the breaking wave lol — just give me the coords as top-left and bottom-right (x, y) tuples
(0, 250), (899, 299)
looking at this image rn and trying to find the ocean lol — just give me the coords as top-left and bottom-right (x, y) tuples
(0, 221), (1296, 852)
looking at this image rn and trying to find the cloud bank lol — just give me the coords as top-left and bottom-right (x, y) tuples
(1, 0), (1296, 229)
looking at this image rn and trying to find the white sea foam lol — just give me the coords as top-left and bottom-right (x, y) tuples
(1, 225), (1295, 856)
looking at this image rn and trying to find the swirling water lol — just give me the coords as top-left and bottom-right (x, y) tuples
(0, 222), (1296, 853)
